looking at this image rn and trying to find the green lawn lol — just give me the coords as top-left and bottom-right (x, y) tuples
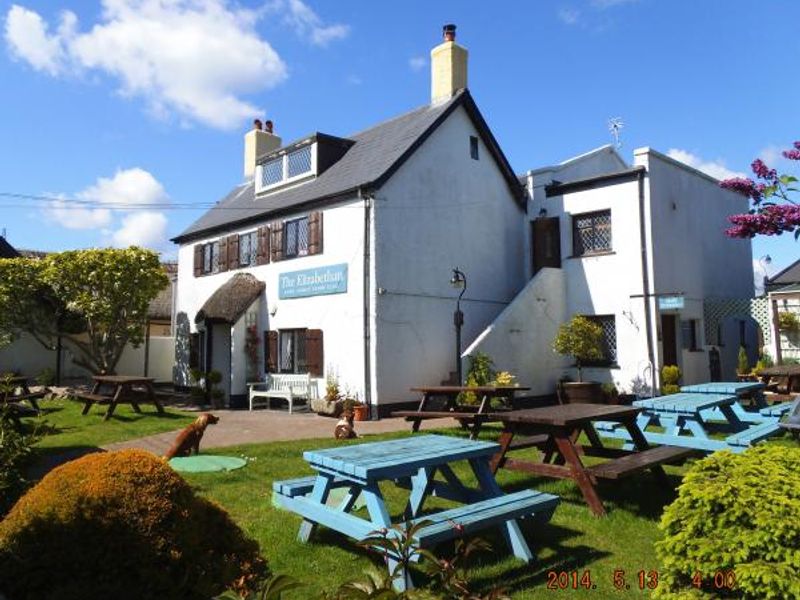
(30, 395), (195, 454)
(24, 404), (798, 598)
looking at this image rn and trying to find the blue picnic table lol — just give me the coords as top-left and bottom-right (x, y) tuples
(272, 435), (559, 591)
(599, 392), (782, 453)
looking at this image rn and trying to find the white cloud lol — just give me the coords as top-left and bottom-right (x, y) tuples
(558, 8), (581, 25)
(276, 0), (350, 47)
(45, 168), (170, 249)
(666, 148), (746, 181)
(112, 211), (168, 248)
(4, 0), (290, 129)
(409, 56), (427, 71)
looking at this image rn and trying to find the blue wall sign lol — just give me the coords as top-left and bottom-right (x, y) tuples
(658, 296), (685, 310)
(279, 263), (348, 299)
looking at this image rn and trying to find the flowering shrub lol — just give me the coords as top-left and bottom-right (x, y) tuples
(655, 445), (800, 599)
(721, 141), (800, 238)
(0, 449), (268, 600)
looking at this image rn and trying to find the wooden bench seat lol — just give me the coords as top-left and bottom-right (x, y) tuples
(77, 393), (114, 415)
(3, 391), (45, 411)
(1, 402), (39, 428)
(586, 445), (696, 480)
(248, 373), (312, 413)
(725, 421), (783, 446)
(394, 410), (492, 421)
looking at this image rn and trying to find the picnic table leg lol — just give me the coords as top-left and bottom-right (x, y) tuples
(552, 430), (606, 517)
(403, 466), (435, 520)
(147, 382), (165, 414)
(361, 482), (410, 592)
(104, 385), (125, 421)
(411, 393), (431, 433)
(297, 474), (334, 543)
(490, 430), (515, 474)
(621, 418), (670, 488)
(470, 458), (534, 562)
(718, 404), (745, 431)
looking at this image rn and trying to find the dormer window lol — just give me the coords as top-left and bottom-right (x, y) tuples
(256, 141), (317, 193)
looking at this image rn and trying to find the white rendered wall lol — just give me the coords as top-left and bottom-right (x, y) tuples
(638, 149), (755, 383)
(115, 337), (176, 383)
(0, 334), (87, 379)
(463, 268), (568, 394)
(175, 198), (366, 402)
(372, 105), (527, 404)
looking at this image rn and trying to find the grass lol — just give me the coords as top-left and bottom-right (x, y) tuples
(22, 403), (799, 598)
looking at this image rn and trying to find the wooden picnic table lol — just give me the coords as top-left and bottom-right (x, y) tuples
(488, 404), (696, 516)
(757, 365), (800, 394)
(392, 385), (531, 439)
(272, 434), (559, 591)
(1, 374), (43, 411)
(80, 375), (164, 420)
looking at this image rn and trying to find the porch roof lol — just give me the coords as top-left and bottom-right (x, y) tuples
(195, 273), (264, 324)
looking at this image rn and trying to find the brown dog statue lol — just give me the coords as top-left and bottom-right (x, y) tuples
(163, 413), (219, 460)
(334, 411), (358, 440)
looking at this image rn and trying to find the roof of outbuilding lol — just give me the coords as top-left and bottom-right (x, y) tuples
(0, 237), (19, 259)
(147, 263), (177, 320)
(767, 258), (800, 287)
(173, 89), (524, 243)
(195, 273), (265, 324)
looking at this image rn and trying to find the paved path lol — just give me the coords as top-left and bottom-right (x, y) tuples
(103, 409), (460, 455)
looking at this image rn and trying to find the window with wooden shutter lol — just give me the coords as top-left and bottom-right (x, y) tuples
(308, 211), (323, 255)
(265, 330), (278, 373)
(270, 223), (284, 262)
(305, 329), (323, 377)
(256, 226), (271, 265)
(193, 245), (203, 277)
(218, 236), (229, 272)
(227, 234), (240, 270)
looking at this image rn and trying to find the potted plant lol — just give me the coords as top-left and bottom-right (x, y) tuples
(552, 315), (605, 403)
(311, 372), (344, 417)
(737, 346), (756, 381)
(660, 365), (681, 395)
(343, 394), (368, 422)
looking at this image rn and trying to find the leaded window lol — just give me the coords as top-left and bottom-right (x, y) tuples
(573, 210), (612, 256)
(584, 314), (617, 365)
(287, 145), (312, 178)
(261, 157), (283, 187)
(279, 329), (307, 373)
(202, 241), (219, 274)
(284, 217), (309, 258)
(239, 231), (258, 267)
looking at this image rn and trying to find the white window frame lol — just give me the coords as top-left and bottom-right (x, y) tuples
(255, 142), (317, 194)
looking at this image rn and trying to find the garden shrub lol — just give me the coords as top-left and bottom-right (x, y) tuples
(737, 346), (750, 375)
(459, 352), (495, 405)
(0, 407), (42, 516)
(661, 365), (681, 396)
(0, 449), (268, 600)
(655, 445), (800, 599)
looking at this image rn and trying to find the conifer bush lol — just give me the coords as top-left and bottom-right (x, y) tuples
(655, 445), (800, 599)
(0, 449), (268, 600)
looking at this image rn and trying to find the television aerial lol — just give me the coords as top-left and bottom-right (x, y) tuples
(608, 117), (624, 149)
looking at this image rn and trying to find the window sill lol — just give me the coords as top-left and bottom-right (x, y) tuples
(568, 251), (616, 259)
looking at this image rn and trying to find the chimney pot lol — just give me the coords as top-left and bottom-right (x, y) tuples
(265, 120), (274, 134)
(253, 118), (263, 131)
(443, 24), (456, 42)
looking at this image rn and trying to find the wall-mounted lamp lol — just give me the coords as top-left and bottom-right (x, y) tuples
(538, 207), (547, 217)
(269, 304), (278, 317)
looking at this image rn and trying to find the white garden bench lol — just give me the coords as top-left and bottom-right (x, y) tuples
(247, 373), (312, 413)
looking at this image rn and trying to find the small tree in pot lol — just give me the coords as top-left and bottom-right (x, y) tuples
(552, 316), (605, 403)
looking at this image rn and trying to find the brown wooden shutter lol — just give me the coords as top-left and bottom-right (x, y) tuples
(193, 245), (203, 277)
(305, 329), (323, 377)
(189, 333), (200, 368)
(218, 236), (229, 272)
(256, 225), (271, 265)
(227, 234), (239, 270)
(270, 223), (284, 262)
(265, 330), (278, 373)
(308, 211), (323, 255)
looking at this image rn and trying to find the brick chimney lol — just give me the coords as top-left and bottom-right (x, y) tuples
(431, 24), (468, 104)
(244, 118), (282, 180)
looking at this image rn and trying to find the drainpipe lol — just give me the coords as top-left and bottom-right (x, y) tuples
(361, 187), (374, 417)
(637, 167), (656, 395)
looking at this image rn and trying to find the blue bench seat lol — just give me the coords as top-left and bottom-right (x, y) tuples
(725, 421), (783, 447)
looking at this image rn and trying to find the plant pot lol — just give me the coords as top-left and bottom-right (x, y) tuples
(559, 381), (604, 404)
(352, 404), (369, 421)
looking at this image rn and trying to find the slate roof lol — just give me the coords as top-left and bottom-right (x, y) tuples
(173, 89), (523, 243)
(767, 258), (800, 289)
(0, 237), (19, 258)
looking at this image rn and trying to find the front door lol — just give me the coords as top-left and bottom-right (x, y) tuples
(661, 314), (678, 367)
(532, 217), (561, 276)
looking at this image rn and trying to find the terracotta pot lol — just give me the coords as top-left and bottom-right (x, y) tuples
(352, 404), (369, 421)
(559, 381), (604, 404)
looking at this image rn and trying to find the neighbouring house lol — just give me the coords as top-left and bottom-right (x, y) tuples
(464, 145), (757, 395)
(0, 236), (19, 258)
(764, 258), (800, 363)
(172, 25), (527, 414)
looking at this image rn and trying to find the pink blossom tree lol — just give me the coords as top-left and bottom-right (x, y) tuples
(721, 141), (800, 238)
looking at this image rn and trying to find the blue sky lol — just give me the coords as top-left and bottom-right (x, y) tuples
(0, 0), (798, 284)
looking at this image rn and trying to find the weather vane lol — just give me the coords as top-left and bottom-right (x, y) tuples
(608, 117), (624, 149)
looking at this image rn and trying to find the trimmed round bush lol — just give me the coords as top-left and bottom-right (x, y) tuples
(0, 449), (267, 600)
(655, 445), (800, 599)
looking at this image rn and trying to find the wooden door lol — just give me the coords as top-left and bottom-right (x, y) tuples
(661, 314), (678, 367)
(532, 217), (561, 276)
